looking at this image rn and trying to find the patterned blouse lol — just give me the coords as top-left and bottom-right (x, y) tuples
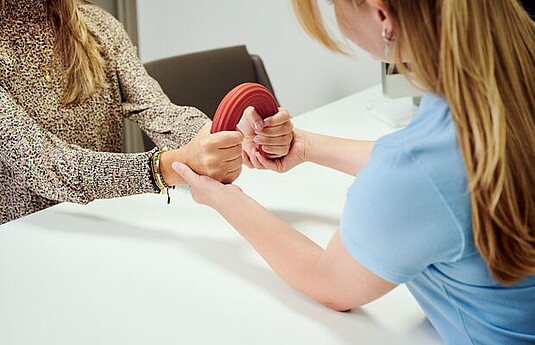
(0, 0), (209, 224)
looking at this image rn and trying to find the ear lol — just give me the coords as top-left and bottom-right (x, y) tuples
(366, 0), (395, 38)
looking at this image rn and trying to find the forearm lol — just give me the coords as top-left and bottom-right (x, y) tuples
(0, 93), (156, 204)
(215, 191), (336, 306)
(159, 144), (188, 186)
(173, 161), (397, 312)
(301, 130), (373, 176)
(4, 129), (156, 204)
(132, 103), (210, 151)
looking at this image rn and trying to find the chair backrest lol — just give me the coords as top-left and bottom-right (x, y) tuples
(522, 0), (535, 19)
(142, 45), (277, 150)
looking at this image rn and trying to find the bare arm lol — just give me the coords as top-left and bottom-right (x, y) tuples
(252, 128), (374, 177)
(302, 130), (374, 176)
(173, 163), (396, 311)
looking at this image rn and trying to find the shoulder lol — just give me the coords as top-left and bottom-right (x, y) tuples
(78, 3), (132, 52)
(340, 94), (472, 283)
(79, 3), (123, 32)
(377, 93), (453, 150)
(374, 94), (468, 209)
(379, 94), (472, 242)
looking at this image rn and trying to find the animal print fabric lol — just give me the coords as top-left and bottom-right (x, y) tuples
(0, 0), (209, 224)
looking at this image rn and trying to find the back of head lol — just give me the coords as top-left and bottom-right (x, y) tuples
(393, 0), (535, 285)
(292, 0), (535, 284)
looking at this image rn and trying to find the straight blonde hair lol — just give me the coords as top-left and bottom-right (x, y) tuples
(292, 0), (535, 284)
(47, 0), (105, 104)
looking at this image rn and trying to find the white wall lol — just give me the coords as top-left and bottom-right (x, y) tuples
(136, 0), (381, 115)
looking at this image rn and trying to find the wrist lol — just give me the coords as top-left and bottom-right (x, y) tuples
(159, 149), (186, 186)
(296, 129), (312, 163)
(150, 148), (171, 193)
(212, 186), (247, 213)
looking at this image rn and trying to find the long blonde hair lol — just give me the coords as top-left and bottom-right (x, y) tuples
(292, 0), (535, 284)
(48, 0), (105, 104)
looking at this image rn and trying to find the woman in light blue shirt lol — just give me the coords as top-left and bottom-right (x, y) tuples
(172, 0), (535, 344)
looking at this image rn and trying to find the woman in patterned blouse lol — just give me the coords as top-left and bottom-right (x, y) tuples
(0, 0), (293, 224)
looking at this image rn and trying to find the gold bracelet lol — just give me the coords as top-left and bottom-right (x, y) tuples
(151, 147), (169, 194)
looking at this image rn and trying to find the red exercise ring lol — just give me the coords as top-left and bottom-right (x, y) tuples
(211, 83), (279, 133)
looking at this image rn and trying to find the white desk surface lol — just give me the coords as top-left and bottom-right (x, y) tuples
(0, 86), (442, 345)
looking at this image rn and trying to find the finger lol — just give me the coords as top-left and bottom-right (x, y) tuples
(246, 148), (264, 169)
(204, 156), (242, 181)
(262, 108), (291, 127)
(238, 107), (264, 133)
(242, 147), (264, 169)
(259, 148), (286, 160)
(217, 145), (244, 163)
(259, 144), (290, 157)
(201, 145), (242, 166)
(218, 155), (243, 171)
(254, 134), (293, 146)
(257, 121), (293, 137)
(172, 162), (199, 185)
(207, 131), (243, 149)
(211, 157), (242, 182)
(242, 151), (254, 169)
(222, 166), (243, 184)
(255, 151), (279, 170)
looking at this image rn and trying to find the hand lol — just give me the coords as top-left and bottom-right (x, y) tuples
(160, 122), (243, 185)
(238, 107), (293, 168)
(245, 128), (307, 173)
(171, 161), (243, 209)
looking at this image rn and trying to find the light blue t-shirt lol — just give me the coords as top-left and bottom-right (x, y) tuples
(340, 93), (535, 345)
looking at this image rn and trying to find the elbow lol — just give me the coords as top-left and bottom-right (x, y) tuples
(318, 297), (357, 313)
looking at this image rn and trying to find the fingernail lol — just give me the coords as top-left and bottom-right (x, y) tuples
(253, 136), (261, 143)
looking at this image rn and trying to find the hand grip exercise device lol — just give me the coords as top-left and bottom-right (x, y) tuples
(210, 83), (279, 133)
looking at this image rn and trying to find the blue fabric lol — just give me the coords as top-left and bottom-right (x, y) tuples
(340, 93), (535, 345)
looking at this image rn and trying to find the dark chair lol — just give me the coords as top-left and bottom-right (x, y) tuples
(142, 45), (277, 151)
(521, 0), (535, 20)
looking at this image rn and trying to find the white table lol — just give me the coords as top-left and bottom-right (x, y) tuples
(0, 86), (442, 345)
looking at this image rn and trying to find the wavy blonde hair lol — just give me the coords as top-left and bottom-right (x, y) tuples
(292, 0), (535, 284)
(47, 0), (105, 104)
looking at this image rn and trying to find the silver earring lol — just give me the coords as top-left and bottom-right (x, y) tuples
(382, 28), (395, 57)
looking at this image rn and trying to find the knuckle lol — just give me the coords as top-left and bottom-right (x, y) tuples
(285, 134), (293, 144)
(233, 132), (243, 143)
(203, 157), (217, 171)
(284, 122), (293, 132)
(201, 138), (215, 151)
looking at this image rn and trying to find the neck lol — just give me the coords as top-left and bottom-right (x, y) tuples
(1, 0), (48, 23)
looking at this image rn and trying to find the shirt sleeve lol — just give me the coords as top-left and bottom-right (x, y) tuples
(93, 7), (210, 150)
(340, 143), (464, 284)
(0, 89), (158, 204)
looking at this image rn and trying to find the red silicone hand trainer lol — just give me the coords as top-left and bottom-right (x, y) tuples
(210, 83), (279, 133)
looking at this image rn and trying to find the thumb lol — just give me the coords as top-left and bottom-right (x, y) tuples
(171, 162), (198, 185)
(243, 106), (264, 133)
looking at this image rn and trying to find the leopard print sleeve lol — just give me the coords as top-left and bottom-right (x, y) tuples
(0, 3), (210, 224)
(0, 89), (156, 209)
(81, 5), (210, 151)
